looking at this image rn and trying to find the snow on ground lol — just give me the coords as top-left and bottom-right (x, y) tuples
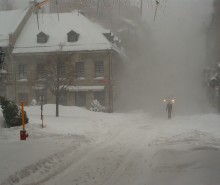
(0, 105), (220, 185)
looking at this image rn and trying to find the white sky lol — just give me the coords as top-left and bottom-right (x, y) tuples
(145, 0), (213, 115)
(0, 8), (28, 46)
(118, 0), (214, 115)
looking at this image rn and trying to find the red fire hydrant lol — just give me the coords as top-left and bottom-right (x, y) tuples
(20, 130), (29, 140)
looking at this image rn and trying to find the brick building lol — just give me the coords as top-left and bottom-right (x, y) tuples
(11, 11), (122, 112)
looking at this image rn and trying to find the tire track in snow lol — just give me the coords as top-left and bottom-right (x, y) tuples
(0, 135), (90, 185)
(42, 123), (156, 185)
(0, 116), (150, 185)
(101, 134), (153, 185)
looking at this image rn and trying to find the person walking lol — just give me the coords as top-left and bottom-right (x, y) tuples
(166, 101), (172, 119)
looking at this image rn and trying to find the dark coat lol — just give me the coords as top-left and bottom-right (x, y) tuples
(166, 102), (172, 112)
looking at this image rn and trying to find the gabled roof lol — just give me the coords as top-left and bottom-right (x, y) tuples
(67, 30), (79, 35)
(37, 31), (49, 43)
(0, 8), (29, 47)
(13, 12), (119, 54)
(37, 31), (48, 37)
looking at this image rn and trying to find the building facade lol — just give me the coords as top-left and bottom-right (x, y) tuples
(10, 11), (122, 112)
(13, 50), (118, 112)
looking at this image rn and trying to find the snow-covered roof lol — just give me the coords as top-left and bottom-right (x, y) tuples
(0, 8), (29, 47)
(13, 12), (119, 54)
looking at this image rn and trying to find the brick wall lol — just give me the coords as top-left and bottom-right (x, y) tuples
(13, 50), (116, 111)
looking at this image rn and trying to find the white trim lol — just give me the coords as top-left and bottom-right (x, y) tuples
(17, 79), (28, 82)
(32, 86), (45, 90)
(94, 77), (104, 80)
(67, 86), (105, 92)
(76, 77), (85, 80)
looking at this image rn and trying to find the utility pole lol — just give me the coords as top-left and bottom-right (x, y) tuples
(96, 0), (99, 15)
(40, 95), (44, 128)
(118, 0), (121, 17)
(56, 0), (59, 20)
(0, 47), (6, 98)
(14, 60), (17, 103)
(108, 51), (113, 113)
(140, 0), (143, 16)
(56, 58), (60, 117)
(154, 0), (160, 21)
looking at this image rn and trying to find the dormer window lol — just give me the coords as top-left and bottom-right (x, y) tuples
(103, 31), (114, 42)
(67, 30), (79, 42)
(37, 32), (49, 43)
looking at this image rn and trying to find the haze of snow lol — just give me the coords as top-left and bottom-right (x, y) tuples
(117, 0), (214, 116)
(1, 105), (220, 185)
(0, 1), (219, 185)
(2, 0), (28, 9)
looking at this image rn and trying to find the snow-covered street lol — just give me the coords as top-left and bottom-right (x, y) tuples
(0, 0), (218, 184)
(1, 105), (220, 185)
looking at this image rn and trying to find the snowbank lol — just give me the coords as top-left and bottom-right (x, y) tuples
(0, 105), (220, 185)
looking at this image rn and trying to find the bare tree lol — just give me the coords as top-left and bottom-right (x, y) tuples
(45, 54), (74, 117)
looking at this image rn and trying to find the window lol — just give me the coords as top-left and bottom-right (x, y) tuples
(0, 62), (6, 71)
(59, 92), (67, 105)
(58, 62), (66, 75)
(67, 30), (79, 42)
(18, 64), (28, 79)
(75, 92), (86, 107)
(37, 37), (47, 43)
(95, 61), (104, 77)
(76, 62), (84, 78)
(37, 32), (49, 43)
(37, 64), (45, 79)
(68, 35), (77, 42)
(94, 91), (105, 106)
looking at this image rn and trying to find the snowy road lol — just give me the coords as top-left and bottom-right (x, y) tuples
(45, 121), (155, 185)
(1, 106), (220, 185)
(44, 119), (220, 185)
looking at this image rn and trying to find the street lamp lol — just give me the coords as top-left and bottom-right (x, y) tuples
(0, 47), (5, 67)
(39, 94), (45, 128)
(0, 47), (6, 98)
